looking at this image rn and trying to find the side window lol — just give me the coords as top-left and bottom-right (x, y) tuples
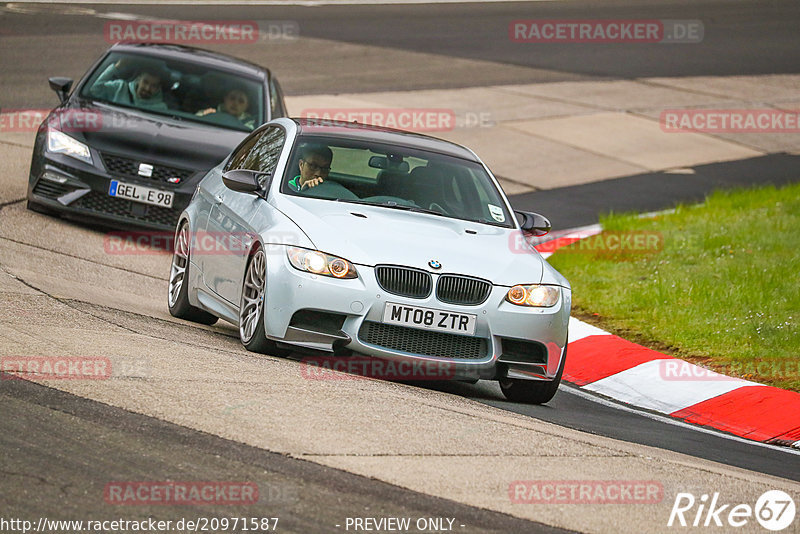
(226, 131), (262, 172)
(269, 77), (286, 118)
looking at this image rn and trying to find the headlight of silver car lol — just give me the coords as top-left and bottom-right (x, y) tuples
(286, 246), (358, 279)
(506, 284), (560, 307)
(46, 130), (93, 164)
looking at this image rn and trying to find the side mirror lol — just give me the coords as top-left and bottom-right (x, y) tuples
(49, 77), (73, 104)
(222, 169), (270, 194)
(515, 210), (551, 237)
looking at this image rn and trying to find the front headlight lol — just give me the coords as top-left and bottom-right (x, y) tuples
(286, 247), (358, 279)
(47, 130), (93, 164)
(506, 284), (560, 307)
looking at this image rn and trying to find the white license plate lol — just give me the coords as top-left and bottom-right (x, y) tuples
(109, 180), (174, 208)
(382, 302), (477, 336)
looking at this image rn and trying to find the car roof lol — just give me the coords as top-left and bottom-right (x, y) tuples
(291, 118), (478, 160)
(109, 43), (271, 80)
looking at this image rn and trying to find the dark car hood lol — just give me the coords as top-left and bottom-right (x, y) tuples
(55, 100), (246, 172)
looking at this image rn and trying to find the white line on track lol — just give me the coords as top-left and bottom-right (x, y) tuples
(10, 0), (562, 5)
(560, 383), (800, 456)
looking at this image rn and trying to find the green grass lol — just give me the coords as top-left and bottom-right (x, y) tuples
(548, 182), (800, 391)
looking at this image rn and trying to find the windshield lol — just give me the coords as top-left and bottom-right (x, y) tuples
(281, 135), (514, 228)
(80, 51), (265, 132)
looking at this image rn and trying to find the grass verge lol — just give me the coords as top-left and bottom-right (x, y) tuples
(547, 182), (800, 392)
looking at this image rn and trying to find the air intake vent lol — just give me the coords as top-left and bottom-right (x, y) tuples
(358, 321), (487, 359)
(33, 180), (73, 200)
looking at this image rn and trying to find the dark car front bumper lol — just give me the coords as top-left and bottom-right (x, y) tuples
(28, 138), (201, 231)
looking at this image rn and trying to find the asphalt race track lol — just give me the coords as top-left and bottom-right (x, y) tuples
(1, 1), (799, 533)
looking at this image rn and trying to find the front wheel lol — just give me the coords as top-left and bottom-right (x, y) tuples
(499, 346), (566, 404)
(168, 222), (218, 325)
(239, 248), (289, 356)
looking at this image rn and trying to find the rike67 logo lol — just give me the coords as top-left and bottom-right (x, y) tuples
(668, 490), (796, 531)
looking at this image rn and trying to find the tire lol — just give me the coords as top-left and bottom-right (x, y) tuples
(238, 247), (289, 356)
(499, 345), (567, 404)
(167, 222), (218, 325)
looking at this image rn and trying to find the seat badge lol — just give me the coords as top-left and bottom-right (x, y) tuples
(138, 163), (154, 177)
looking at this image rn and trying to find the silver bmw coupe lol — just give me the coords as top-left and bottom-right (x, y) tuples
(168, 118), (571, 403)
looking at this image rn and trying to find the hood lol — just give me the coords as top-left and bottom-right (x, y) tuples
(272, 196), (545, 287)
(55, 100), (246, 172)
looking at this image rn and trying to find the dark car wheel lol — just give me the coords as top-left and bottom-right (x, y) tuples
(499, 345), (567, 404)
(239, 248), (289, 356)
(168, 222), (218, 325)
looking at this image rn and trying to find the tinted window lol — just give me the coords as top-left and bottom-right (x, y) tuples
(269, 77), (286, 118)
(282, 135), (513, 228)
(229, 126), (285, 187)
(80, 52), (264, 132)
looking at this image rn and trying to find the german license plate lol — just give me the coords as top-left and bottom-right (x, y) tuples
(382, 302), (477, 335)
(109, 180), (174, 208)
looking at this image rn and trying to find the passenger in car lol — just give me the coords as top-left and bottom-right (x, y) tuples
(195, 87), (255, 129)
(89, 59), (168, 111)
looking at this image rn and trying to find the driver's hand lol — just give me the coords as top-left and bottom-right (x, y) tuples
(301, 177), (324, 189)
(196, 108), (215, 116)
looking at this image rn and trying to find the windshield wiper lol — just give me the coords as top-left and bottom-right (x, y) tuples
(463, 217), (509, 228)
(335, 198), (444, 217)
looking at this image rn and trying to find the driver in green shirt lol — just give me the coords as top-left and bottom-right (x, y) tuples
(288, 144), (333, 192)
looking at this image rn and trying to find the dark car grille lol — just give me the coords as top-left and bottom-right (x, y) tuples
(358, 321), (487, 360)
(101, 153), (194, 184)
(436, 275), (492, 306)
(73, 191), (180, 228)
(375, 266), (432, 299)
(33, 180), (74, 200)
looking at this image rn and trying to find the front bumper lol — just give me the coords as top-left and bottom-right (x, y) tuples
(264, 252), (571, 382)
(27, 146), (197, 231)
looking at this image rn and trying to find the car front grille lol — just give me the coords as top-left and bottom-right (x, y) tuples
(436, 274), (492, 305)
(358, 321), (487, 360)
(375, 266), (432, 299)
(73, 191), (180, 228)
(101, 153), (193, 184)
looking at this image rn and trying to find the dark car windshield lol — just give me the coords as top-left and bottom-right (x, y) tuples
(281, 135), (514, 228)
(80, 52), (265, 132)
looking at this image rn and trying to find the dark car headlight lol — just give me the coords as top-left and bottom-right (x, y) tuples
(286, 246), (358, 279)
(46, 130), (93, 164)
(506, 284), (560, 307)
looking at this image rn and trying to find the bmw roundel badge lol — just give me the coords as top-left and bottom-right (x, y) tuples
(428, 260), (441, 269)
